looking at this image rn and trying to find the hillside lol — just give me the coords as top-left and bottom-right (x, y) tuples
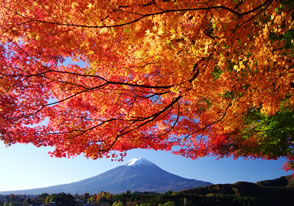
(177, 175), (294, 206)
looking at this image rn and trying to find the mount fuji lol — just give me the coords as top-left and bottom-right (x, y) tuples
(0, 158), (212, 194)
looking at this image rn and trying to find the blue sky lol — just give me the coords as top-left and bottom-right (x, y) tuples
(0, 142), (291, 192)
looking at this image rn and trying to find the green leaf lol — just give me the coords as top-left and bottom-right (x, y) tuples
(124, 28), (130, 34)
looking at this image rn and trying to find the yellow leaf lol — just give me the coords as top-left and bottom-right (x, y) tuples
(87, 3), (94, 9)
(71, 2), (79, 8)
(233, 65), (239, 71)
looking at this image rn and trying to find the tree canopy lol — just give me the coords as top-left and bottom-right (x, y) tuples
(0, 0), (293, 171)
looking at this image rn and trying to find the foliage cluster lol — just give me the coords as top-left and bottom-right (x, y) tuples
(0, 0), (293, 170)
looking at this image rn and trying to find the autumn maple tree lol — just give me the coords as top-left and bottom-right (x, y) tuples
(0, 0), (293, 170)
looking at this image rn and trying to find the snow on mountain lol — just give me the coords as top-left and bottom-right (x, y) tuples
(125, 158), (155, 167)
(0, 158), (212, 195)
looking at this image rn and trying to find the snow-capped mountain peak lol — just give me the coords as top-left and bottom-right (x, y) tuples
(0, 157), (212, 194)
(125, 157), (155, 167)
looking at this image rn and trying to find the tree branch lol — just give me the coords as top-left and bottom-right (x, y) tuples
(4, 1), (273, 29)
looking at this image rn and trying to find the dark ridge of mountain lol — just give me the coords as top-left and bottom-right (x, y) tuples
(178, 175), (294, 206)
(180, 175), (294, 196)
(0, 158), (212, 195)
(256, 175), (294, 187)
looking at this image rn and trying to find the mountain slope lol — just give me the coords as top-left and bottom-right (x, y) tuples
(178, 175), (294, 206)
(0, 158), (212, 195)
